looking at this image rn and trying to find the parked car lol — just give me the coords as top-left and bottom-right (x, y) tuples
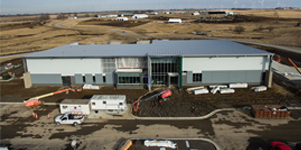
(55, 113), (85, 126)
(271, 141), (292, 150)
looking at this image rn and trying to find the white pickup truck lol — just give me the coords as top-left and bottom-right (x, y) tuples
(55, 113), (85, 126)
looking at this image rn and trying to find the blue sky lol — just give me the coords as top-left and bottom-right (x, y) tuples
(1, 0), (300, 15)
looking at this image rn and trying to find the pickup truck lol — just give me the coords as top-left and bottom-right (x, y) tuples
(55, 113), (85, 126)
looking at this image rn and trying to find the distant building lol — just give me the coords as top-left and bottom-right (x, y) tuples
(168, 18), (182, 23)
(150, 12), (158, 15)
(116, 17), (129, 21)
(106, 14), (118, 18)
(132, 14), (148, 19)
(165, 12), (170, 14)
(191, 12), (200, 16)
(68, 16), (77, 19)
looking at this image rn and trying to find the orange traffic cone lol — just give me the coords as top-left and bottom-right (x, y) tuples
(85, 113), (87, 118)
(32, 112), (35, 118)
(35, 113), (38, 119)
(47, 113), (50, 119)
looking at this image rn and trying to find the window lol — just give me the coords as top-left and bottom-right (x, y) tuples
(103, 101), (107, 104)
(62, 106), (68, 109)
(83, 76), (86, 82)
(103, 76), (106, 83)
(93, 76), (96, 83)
(92, 102), (95, 105)
(193, 73), (202, 82)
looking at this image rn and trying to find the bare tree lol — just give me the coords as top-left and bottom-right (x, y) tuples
(233, 25), (245, 34)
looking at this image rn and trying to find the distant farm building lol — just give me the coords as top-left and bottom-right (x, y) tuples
(132, 14), (148, 19)
(150, 12), (158, 15)
(106, 14), (118, 18)
(168, 18), (182, 23)
(118, 13), (133, 17)
(68, 16), (77, 19)
(116, 17), (128, 21)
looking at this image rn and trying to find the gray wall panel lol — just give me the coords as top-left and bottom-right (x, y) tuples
(229, 71), (246, 82)
(186, 71), (193, 84)
(202, 72), (212, 83)
(246, 70), (262, 82)
(106, 73), (114, 84)
(85, 74), (93, 84)
(202, 70), (262, 84)
(31, 74), (62, 85)
(212, 71), (229, 83)
(95, 74), (103, 84)
(75, 74), (83, 84)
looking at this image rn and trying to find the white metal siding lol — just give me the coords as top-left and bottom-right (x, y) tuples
(91, 100), (127, 110)
(59, 104), (91, 114)
(27, 58), (102, 76)
(183, 56), (268, 73)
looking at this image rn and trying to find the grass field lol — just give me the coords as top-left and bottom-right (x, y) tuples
(0, 9), (300, 61)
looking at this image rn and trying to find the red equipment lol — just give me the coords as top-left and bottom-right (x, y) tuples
(271, 141), (292, 150)
(24, 87), (80, 108)
(133, 89), (172, 112)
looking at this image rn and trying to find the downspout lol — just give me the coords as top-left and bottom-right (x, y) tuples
(179, 56), (183, 89)
(148, 55), (151, 91)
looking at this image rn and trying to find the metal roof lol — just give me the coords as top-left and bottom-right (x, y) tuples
(60, 99), (91, 105)
(24, 40), (272, 58)
(91, 95), (126, 101)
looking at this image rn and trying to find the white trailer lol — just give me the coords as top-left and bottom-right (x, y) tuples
(60, 99), (91, 115)
(90, 95), (127, 113)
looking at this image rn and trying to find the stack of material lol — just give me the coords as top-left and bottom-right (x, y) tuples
(220, 88), (235, 94)
(209, 85), (228, 94)
(253, 86), (267, 92)
(229, 83), (248, 88)
(209, 85), (227, 88)
(194, 88), (209, 95)
(186, 86), (204, 94)
(83, 84), (100, 90)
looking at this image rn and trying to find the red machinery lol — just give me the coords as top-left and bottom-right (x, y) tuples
(133, 89), (172, 112)
(24, 87), (81, 108)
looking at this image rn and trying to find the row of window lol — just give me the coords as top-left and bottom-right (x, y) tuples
(82, 76), (106, 83)
(118, 77), (140, 84)
(80, 73), (202, 84)
(92, 101), (123, 105)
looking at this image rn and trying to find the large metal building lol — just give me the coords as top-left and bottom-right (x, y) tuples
(23, 40), (273, 89)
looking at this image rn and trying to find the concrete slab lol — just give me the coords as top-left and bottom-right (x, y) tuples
(272, 61), (301, 81)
